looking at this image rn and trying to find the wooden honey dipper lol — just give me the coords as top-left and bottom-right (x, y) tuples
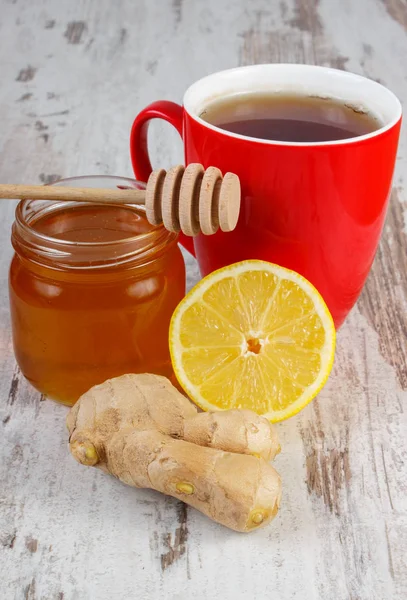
(0, 164), (241, 236)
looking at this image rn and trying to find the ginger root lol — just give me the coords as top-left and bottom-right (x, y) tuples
(67, 373), (282, 532)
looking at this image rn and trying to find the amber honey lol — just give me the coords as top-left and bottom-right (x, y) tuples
(9, 177), (185, 406)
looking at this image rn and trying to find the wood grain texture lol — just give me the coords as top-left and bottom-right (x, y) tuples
(0, 0), (406, 599)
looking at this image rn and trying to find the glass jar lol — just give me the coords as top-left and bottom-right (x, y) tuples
(9, 176), (186, 406)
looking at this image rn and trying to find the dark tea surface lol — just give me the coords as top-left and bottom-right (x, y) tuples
(200, 93), (380, 142)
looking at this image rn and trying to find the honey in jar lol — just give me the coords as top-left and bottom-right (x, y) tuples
(9, 176), (186, 406)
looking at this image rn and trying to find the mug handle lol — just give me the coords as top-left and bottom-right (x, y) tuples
(130, 101), (195, 256)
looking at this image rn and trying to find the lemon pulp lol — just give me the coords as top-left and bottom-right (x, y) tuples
(170, 260), (336, 422)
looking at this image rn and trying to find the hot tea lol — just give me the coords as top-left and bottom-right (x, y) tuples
(200, 93), (380, 142)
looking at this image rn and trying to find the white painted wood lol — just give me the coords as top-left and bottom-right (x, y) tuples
(0, 0), (406, 599)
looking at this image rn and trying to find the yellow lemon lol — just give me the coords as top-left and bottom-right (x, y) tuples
(170, 260), (336, 422)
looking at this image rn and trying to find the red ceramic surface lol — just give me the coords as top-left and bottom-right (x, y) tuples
(130, 65), (401, 327)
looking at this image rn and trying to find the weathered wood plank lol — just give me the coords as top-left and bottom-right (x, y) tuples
(0, 0), (406, 599)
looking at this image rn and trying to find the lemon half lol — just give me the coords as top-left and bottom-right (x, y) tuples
(170, 260), (336, 422)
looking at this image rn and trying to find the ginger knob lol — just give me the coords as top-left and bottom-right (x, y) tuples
(67, 373), (282, 532)
(70, 439), (99, 466)
(176, 482), (195, 495)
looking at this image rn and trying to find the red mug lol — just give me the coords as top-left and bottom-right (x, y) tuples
(130, 64), (401, 327)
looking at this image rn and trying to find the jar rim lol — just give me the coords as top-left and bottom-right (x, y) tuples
(12, 175), (179, 270)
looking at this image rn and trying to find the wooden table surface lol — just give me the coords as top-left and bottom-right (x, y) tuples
(0, 1), (406, 599)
